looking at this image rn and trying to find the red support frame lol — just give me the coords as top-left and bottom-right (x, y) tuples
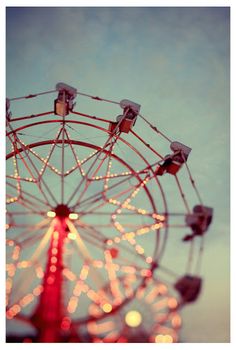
(32, 218), (67, 342)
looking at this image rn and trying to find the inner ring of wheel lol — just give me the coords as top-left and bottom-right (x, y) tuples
(6, 121), (169, 324)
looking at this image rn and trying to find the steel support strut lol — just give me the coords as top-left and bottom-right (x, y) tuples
(31, 217), (68, 342)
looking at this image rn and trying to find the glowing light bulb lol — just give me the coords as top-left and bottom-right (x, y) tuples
(155, 334), (173, 343)
(125, 310), (142, 327)
(47, 211), (56, 218)
(102, 303), (112, 313)
(69, 213), (79, 220)
(68, 232), (77, 240)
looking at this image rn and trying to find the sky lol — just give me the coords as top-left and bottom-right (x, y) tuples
(5, 6), (230, 343)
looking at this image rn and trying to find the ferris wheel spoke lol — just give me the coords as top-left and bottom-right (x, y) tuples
(103, 250), (124, 302)
(66, 135), (118, 207)
(37, 126), (64, 180)
(66, 219), (108, 290)
(76, 223), (154, 272)
(8, 133), (55, 206)
(75, 224), (148, 268)
(15, 136), (59, 206)
(10, 220), (49, 236)
(6, 182), (49, 213)
(63, 127), (86, 178)
(61, 123), (66, 203)
(74, 173), (150, 218)
(17, 230), (48, 249)
(75, 223), (108, 244)
(73, 172), (135, 211)
(7, 195), (46, 215)
(7, 181), (50, 209)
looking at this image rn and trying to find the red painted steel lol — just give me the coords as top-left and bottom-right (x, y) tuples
(32, 217), (68, 342)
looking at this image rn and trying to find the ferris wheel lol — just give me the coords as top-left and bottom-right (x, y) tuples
(6, 82), (213, 342)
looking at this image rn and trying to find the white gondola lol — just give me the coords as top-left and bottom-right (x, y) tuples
(156, 141), (191, 176)
(109, 99), (141, 134)
(54, 82), (77, 116)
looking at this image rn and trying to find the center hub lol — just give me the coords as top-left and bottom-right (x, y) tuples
(55, 204), (71, 218)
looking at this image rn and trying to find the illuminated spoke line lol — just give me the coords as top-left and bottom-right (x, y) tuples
(79, 211), (154, 216)
(7, 224), (51, 307)
(71, 166), (144, 212)
(8, 134), (55, 207)
(6, 225), (52, 307)
(68, 137), (118, 209)
(14, 135), (60, 205)
(90, 171), (137, 181)
(7, 219), (52, 250)
(66, 130), (120, 207)
(67, 220), (148, 306)
(71, 226), (107, 251)
(6, 237), (45, 312)
(7, 193), (47, 215)
(9, 223), (47, 229)
(6, 180), (52, 209)
(72, 218), (166, 275)
(7, 174), (37, 183)
(103, 250), (123, 301)
(66, 219), (107, 290)
(6, 181), (49, 212)
(8, 229), (50, 250)
(77, 179), (149, 219)
(6, 284), (44, 321)
(74, 224), (147, 267)
(7, 263), (44, 310)
(80, 174), (163, 223)
(110, 175), (152, 234)
(6, 148), (22, 204)
(16, 138), (59, 206)
(65, 149), (150, 182)
(67, 279), (112, 317)
(75, 224), (155, 274)
(102, 140), (116, 196)
(8, 217), (50, 233)
(29, 222), (55, 264)
(8, 274), (43, 310)
(12, 149), (22, 201)
(65, 138), (113, 206)
(37, 126), (64, 179)
(6, 190), (48, 214)
(64, 149), (100, 178)
(6, 211), (45, 216)
(6, 192), (39, 213)
(63, 127), (86, 178)
(72, 176), (135, 212)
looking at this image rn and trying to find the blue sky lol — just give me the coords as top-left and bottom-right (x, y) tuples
(6, 7), (230, 342)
